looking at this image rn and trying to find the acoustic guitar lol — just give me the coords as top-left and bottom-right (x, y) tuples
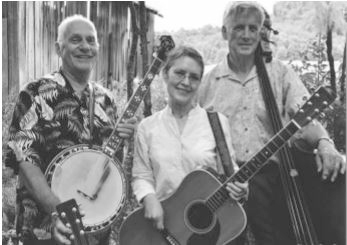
(119, 86), (336, 245)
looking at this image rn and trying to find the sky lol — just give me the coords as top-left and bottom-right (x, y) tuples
(145, 0), (277, 32)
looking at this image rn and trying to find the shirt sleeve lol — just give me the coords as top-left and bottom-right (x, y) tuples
(131, 121), (156, 203)
(5, 86), (44, 174)
(281, 64), (318, 147)
(282, 64), (310, 119)
(218, 113), (239, 172)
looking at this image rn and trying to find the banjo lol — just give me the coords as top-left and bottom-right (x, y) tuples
(45, 36), (175, 234)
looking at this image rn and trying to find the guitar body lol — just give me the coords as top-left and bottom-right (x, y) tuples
(120, 169), (247, 245)
(292, 145), (346, 245)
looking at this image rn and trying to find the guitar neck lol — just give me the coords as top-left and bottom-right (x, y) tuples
(206, 120), (300, 211)
(229, 120), (300, 183)
(103, 57), (164, 156)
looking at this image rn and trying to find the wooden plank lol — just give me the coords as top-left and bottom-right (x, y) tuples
(90, 1), (100, 82)
(121, 4), (129, 82)
(110, 1), (117, 86)
(65, 1), (87, 17)
(54, 1), (62, 69)
(42, 2), (48, 74)
(2, 1), (8, 18)
(51, 1), (57, 71)
(77, 1), (87, 16)
(34, 2), (42, 78)
(7, 2), (19, 95)
(2, 18), (9, 101)
(26, 2), (35, 83)
(112, 2), (129, 84)
(90, 1), (97, 22)
(18, 2), (27, 89)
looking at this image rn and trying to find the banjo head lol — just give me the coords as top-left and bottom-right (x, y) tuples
(45, 144), (127, 233)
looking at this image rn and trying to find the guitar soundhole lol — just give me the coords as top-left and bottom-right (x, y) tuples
(185, 201), (215, 233)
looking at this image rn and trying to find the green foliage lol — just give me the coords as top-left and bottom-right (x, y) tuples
(2, 92), (17, 182)
(272, 1), (347, 60)
(158, 25), (228, 65)
(2, 92), (18, 233)
(289, 35), (346, 153)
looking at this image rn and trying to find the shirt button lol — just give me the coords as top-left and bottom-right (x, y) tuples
(245, 128), (248, 131)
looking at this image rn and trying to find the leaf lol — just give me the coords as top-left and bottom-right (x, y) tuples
(19, 102), (38, 130)
(67, 115), (84, 136)
(54, 99), (79, 121)
(24, 148), (42, 167)
(38, 81), (58, 102)
(94, 103), (111, 123)
(35, 95), (54, 121)
(80, 108), (91, 140)
(43, 72), (66, 88)
(55, 139), (76, 149)
(15, 130), (44, 144)
(7, 136), (42, 164)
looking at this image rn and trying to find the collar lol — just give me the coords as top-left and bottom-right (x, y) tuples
(59, 68), (91, 98)
(164, 103), (201, 118)
(215, 55), (258, 85)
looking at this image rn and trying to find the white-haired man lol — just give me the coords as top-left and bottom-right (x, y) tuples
(199, 2), (345, 244)
(5, 15), (136, 245)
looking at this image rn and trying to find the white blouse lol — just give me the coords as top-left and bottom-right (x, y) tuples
(132, 105), (238, 202)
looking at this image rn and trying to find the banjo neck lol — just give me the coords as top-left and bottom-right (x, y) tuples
(102, 36), (174, 157)
(103, 57), (164, 157)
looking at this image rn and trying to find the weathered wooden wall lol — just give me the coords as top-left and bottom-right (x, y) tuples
(2, 1), (156, 101)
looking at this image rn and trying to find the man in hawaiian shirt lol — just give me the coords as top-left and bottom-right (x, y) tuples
(5, 15), (136, 245)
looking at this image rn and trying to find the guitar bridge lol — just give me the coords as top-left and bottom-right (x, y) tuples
(160, 228), (180, 245)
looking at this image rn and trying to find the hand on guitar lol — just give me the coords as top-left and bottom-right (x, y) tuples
(116, 117), (137, 139)
(226, 181), (249, 201)
(143, 193), (165, 230)
(51, 214), (73, 245)
(315, 139), (346, 182)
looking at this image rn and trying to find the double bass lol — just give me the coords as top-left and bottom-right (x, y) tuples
(256, 45), (346, 245)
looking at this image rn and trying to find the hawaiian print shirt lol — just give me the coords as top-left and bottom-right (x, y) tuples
(5, 69), (119, 239)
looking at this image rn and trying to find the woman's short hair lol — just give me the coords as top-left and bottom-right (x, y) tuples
(223, 1), (265, 28)
(162, 46), (204, 79)
(57, 14), (99, 47)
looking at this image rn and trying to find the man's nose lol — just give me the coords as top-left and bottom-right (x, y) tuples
(243, 27), (250, 38)
(79, 40), (91, 51)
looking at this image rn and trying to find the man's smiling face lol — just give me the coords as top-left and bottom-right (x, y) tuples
(57, 20), (99, 74)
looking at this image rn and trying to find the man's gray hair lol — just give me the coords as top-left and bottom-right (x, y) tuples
(222, 1), (265, 28)
(57, 14), (99, 46)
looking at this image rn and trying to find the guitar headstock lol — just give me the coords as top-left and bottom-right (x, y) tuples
(293, 86), (336, 127)
(56, 199), (89, 245)
(156, 35), (175, 61)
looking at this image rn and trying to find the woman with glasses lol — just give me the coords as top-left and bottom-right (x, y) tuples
(131, 46), (249, 230)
